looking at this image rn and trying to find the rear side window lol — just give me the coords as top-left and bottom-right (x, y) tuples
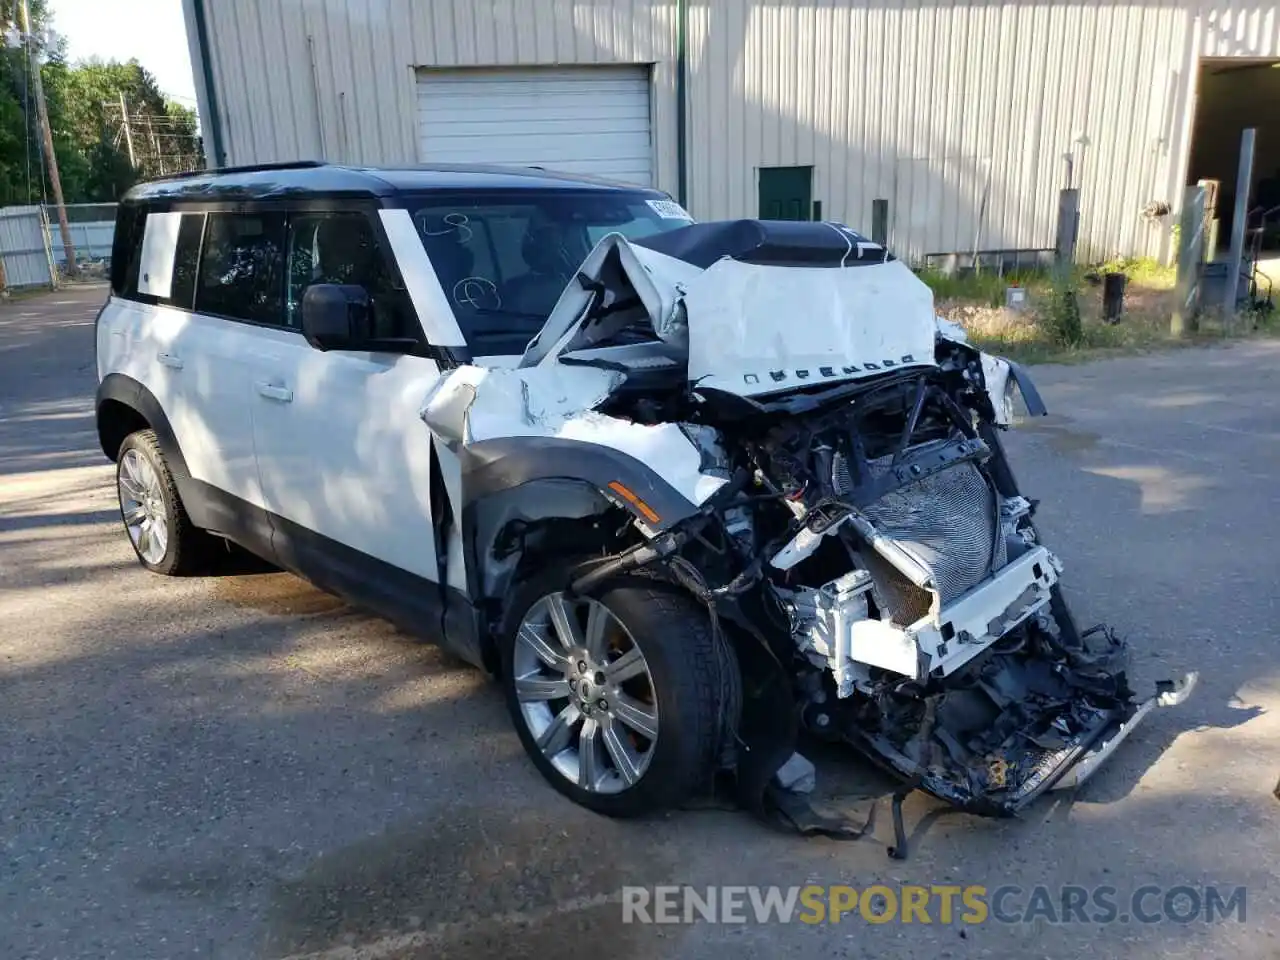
(114, 208), (205, 309)
(195, 213), (287, 325)
(110, 204), (143, 296)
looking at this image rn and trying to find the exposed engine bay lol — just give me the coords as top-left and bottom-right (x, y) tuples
(423, 219), (1195, 835)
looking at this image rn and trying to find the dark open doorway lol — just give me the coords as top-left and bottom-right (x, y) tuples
(1187, 58), (1280, 257)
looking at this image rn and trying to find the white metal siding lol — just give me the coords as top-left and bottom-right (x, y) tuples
(189, 0), (1280, 263)
(416, 66), (653, 185)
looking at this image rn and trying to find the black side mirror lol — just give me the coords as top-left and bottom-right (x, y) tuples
(300, 284), (371, 351)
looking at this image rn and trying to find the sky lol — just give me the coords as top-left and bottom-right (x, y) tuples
(47, 0), (197, 107)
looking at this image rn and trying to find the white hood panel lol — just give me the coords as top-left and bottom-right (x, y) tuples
(681, 257), (938, 397)
(521, 234), (938, 397)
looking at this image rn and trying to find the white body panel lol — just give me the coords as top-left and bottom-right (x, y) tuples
(247, 330), (444, 581)
(97, 299), (262, 504)
(421, 364), (726, 510)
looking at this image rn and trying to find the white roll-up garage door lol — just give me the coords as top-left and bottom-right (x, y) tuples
(416, 65), (653, 187)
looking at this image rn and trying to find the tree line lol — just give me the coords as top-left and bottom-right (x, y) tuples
(0, 0), (203, 207)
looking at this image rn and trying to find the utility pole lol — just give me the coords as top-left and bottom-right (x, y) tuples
(20, 0), (76, 276)
(144, 113), (162, 175)
(118, 92), (136, 167)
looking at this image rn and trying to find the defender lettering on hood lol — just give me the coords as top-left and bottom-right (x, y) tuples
(744, 355), (919, 387)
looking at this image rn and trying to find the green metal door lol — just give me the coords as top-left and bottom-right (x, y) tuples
(758, 166), (813, 220)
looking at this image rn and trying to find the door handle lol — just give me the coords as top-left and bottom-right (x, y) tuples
(157, 352), (184, 370)
(255, 382), (294, 403)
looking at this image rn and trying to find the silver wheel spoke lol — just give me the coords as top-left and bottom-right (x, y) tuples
(119, 475), (145, 503)
(604, 646), (647, 684)
(545, 593), (583, 649)
(601, 718), (642, 785)
(515, 675), (571, 703)
(150, 515), (168, 555)
(613, 693), (659, 740)
(536, 703), (582, 758)
(516, 622), (569, 669)
(579, 717), (602, 789)
(135, 521), (151, 557)
(583, 601), (610, 661)
(122, 503), (146, 523)
(122, 452), (143, 487)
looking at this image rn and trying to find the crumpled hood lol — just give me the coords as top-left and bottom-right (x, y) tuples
(519, 228), (938, 397)
(680, 256), (937, 396)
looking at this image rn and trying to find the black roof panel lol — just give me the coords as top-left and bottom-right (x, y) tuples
(633, 219), (894, 268)
(123, 162), (668, 204)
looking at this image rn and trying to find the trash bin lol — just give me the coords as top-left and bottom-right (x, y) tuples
(1103, 271), (1127, 323)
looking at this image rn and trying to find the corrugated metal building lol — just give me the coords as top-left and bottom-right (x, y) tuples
(181, 0), (1280, 264)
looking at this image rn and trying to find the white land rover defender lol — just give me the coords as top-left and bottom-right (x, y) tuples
(96, 162), (1192, 833)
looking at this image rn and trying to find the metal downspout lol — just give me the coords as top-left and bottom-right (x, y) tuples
(190, 0), (227, 168)
(675, 0), (688, 208)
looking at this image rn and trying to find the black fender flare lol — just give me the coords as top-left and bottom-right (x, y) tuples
(459, 436), (701, 533)
(95, 373), (189, 477)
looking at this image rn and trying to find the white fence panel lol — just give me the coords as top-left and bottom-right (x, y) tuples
(0, 206), (55, 289)
(47, 203), (117, 265)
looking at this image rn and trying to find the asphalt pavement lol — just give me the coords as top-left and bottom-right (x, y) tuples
(2, 284), (1278, 959)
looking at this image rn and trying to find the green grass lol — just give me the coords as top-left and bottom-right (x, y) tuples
(917, 268), (1046, 307)
(1092, 255), (1176, 291)
(928, 260), (1278, 364)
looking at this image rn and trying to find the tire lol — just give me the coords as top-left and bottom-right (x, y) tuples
(115, 429), (215, 576)
(499, 560), (727, 818)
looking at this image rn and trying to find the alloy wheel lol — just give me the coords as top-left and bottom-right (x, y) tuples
(512, 591), (660, 794)
(118, 448), (168, 565)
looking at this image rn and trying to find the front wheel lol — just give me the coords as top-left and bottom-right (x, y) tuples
(500, 563), (729, 817)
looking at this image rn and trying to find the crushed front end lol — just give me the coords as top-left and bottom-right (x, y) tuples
(649, 341), (1193, 818)
(425, 219), (1195, 827)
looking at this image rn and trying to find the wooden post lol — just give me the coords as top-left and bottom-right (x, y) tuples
(1172, 185), (1206, 338)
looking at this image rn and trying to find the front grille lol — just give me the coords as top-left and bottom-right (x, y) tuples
(860, 451), (1004, 623)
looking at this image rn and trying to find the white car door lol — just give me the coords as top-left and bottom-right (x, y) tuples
(248, 208), (450, 586)
(109, 209), (263, 514)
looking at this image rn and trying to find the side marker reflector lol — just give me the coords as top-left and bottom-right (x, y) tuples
(607, 481), (661, 524)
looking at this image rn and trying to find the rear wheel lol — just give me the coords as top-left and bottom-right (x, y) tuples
(500, 562), (727, 817)
(115, 430), (215, 576)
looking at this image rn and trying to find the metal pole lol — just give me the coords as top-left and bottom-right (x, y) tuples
(675, 0), (688, 208)
(21, 0), (76, 276)
(119, 92), (136, 168)
(1222, 127), (1255, 316)
(871, 198), (889, 247)
(1172, 185), (1206, 337)
(1055, 189), (1080, 264)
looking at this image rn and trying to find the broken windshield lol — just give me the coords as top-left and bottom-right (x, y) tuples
(406, 190), (693, 356)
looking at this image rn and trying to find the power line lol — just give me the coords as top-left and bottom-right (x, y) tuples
(104, 97), (203, 178)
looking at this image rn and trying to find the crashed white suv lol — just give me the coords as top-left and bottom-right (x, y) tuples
(97, 163), (1191, 833)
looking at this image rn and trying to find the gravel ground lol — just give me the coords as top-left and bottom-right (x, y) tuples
(2, 284), (1278, 959)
